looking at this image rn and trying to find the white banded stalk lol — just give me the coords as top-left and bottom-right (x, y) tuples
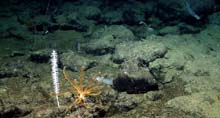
(51, 50), (60, 107)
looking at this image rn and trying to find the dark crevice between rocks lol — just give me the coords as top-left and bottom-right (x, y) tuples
(0, 72), (18, 79)
(137, 50), (168, 68)
(137, 59), (149, 68)
(29, 53), (50, 63)
(0, 105), (31, 118)
(85, 47), (115, 56)
(113, 74), (159, 94)
(112, 58), (124, 64)
(27, 21), (88, 34)
(95, 107), (107, 118)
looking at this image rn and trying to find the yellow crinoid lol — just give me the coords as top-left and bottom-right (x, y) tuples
(61, 67), (104, 110)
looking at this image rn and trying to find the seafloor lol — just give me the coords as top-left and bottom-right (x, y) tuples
(0, 0), (220, 118)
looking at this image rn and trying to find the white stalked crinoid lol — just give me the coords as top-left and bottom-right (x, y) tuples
(51, 50), (60, 107)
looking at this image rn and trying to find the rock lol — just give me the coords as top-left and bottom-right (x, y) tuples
(112, 41), (167, 65)
(149, 49), (185, 83)
(60, 51), (96, 71)
(132, 24), (157, 39)
(0, 16), (21, 38)
(29, 49), (51, 63)
(83, 25), (136, 55)
(122, 6), (145, 25)
(34, 107), (56, 118)
(178, 23), (201, 34)
(113, 67), (158, 94)
(208, 12), (220, 25)
(78, 5), (101, 19)
(65, 104), (108, 118)
(0, 70), (18, 79)
(101, 10), (123, 24)
(31, 15), (51, 25)
(158, 26), (179, 35)
(67, 17), (91, 32)
(0, 87), (8, 95)
(0, 105), (31, 118)
(100, 0), (155, 25)
(180, 74), (220, 94)
(112, 40), (168, 87)
(163, 69), (180, 83)
(46, 30), (83, 51)
(82, 35), (115, 55)
(10, 51), (25, 57)
(0, 61), (26, 79)
(54, 14), (67, 25)
(92, 25), (135, 41)
(145, 91), (163, 101)
(157, 0), (183, 22)
(166, 91), (220, 118)
(113, 92), (142, 111)
(16, 11), (32, 25)
(8, 26), (33, 41)
(54, 11), (94, 32)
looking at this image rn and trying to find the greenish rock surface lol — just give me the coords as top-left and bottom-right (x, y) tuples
(166, 91), (220, 118)
(60, 51), (95, 71)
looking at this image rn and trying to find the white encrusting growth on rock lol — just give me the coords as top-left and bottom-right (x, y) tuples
(96, 76), (113, 85)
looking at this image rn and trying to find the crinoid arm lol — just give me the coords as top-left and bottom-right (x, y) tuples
(63, 67), (82, 92)
(60, 66), (108, 111)
(79, 67), (84, 89)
